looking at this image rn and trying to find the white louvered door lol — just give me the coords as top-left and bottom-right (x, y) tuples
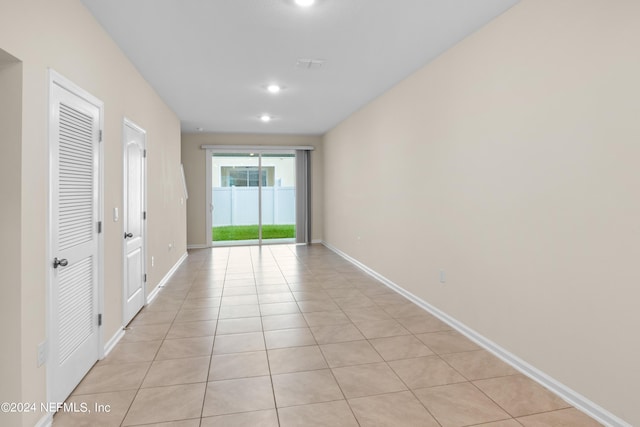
(49, 75), (102, 405)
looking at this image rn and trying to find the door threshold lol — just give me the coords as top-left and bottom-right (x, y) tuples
(211, 238), (295, 248)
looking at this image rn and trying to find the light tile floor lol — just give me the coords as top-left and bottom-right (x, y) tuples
(53, 244), (603, 426)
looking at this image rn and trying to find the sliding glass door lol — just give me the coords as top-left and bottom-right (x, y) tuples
(210, 151), (296, 246)
(259, 153), (296, 243)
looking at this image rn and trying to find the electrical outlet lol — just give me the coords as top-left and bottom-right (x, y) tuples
(439, 270), (446, 284)
(37, 341), (47, 367)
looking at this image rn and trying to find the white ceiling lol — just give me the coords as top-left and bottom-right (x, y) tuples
(80, 0), (519, 135)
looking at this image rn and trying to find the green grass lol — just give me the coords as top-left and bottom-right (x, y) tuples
(213, 224), (295, 241)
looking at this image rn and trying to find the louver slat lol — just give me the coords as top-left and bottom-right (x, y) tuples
(58, 103), (94, 251)
(58, 256), (94, 363)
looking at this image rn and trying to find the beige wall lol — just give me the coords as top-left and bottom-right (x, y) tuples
(0, 52), (23, 427)
(323, 0), (639, 425)
(0, 1), (185, 425)
(182, 133), (323, 247)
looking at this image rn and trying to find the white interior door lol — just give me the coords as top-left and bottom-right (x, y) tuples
(49, 73), (102, 404)
(123, 120), (146, 325)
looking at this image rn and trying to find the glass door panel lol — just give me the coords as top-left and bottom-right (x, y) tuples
(260, 153), (296, 242)
(211, 153), (260, 244)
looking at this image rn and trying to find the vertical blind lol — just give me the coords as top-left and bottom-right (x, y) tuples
(295, 149), (311, 244)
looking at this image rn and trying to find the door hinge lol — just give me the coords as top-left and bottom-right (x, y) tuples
(144, 274), (147, 283)
(97, 221), (102, 233)
(99, 130), (103, 142)
(143, 149), (147, 158)
(98, 313), (102, 326)
(143, 211), (147, 220)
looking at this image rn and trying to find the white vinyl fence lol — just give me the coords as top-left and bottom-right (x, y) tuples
(213, 186), (295, 226)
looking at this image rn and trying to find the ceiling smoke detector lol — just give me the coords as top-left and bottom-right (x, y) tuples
(296, 58), (325, 69)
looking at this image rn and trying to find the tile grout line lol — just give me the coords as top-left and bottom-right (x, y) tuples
(200, 247), (229, 422)
(252, 245), (282, 427)
(115, 265), (192, 426)
(425, 330), (553, 422)
(284, 247), (364, 426)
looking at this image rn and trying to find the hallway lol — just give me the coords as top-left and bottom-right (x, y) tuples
(53, 244), (601, 426)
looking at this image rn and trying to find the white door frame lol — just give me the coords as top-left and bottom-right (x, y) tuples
(122, 118), (147, 324)
(46, 69), (104, 404)
(205, 148), (213, 247)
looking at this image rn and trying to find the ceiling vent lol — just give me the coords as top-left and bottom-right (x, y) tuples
(296, 58), (325, 69)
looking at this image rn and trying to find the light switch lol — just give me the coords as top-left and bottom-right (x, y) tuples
(113, 207), (119, 222)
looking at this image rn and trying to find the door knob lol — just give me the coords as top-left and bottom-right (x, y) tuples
(53, 258), (68, 269)
(124, 232), (133, 239)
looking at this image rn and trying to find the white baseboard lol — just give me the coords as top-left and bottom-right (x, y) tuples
(322, 241), (630, 427)
(103, 327), (125, 358)
(146, 252), (188, 304)
(311, 239), (323, 244)
(146, 283), (162, 305)
(187, 244), (209, 250)
(34, 413), (53, 427)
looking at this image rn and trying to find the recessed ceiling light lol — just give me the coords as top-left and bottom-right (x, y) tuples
(260, 114), (272, 123)
(295, 0), (315, 7)
(267, 84), (282, 94)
